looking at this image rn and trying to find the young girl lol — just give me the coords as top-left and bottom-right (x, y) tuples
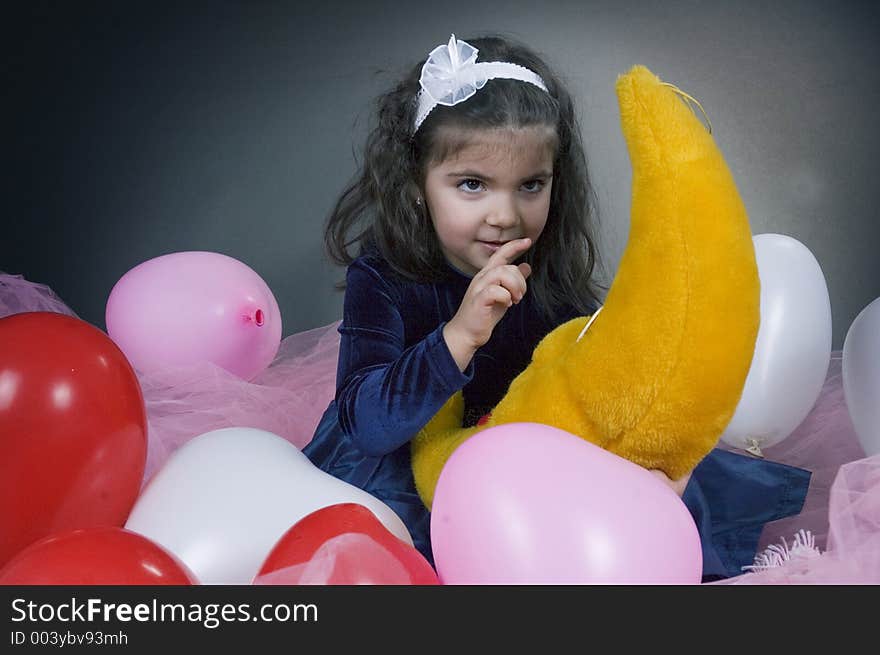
(303, 34), (810, 580)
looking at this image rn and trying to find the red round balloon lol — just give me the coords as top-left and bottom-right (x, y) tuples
(0, 527), (197, 585)
(257, 503), (438, 585)
(0, 312), (148, 568)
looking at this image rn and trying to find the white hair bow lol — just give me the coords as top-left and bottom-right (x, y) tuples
(412, 34), (549, 134)
(419, 34), (488, 107)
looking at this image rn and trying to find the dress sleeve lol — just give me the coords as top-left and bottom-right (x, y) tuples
(334, 259), (473, 456)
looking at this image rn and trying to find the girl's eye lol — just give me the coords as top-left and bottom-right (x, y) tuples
(522, 179), (546, 193)
(458, 179), (485, 193)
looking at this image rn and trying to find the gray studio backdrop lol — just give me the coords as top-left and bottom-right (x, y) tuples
(6, 0), (879, 348)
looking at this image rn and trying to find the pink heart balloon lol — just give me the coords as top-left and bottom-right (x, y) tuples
(430, 423), (702, 584)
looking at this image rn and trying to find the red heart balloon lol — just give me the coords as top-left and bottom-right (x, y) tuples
(0, 312), (148, 567)
(0, 527), (198, 585)
(256, 503), (438, 585)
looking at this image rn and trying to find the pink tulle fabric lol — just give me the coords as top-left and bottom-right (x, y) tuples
(3, 271), (878, 584)
(135, 321), (339, 485)
(711, 453), (880, 584)
(0, 273), (79, 318)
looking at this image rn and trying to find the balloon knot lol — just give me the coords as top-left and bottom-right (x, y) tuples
(744, 438), (764, 458)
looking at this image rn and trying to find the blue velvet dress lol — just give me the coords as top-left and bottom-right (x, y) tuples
(303, 253), (811, 581)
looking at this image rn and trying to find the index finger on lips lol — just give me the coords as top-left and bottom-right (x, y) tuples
(485, 237), (532, 269)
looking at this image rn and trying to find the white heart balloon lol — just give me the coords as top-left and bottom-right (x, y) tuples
(720, 234), (832, 454)
(125, 427), (411, 584)
(842, 296), (880, 456)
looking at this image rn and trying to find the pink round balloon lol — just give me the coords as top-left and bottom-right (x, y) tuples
(430, 423), (702, 584)
(106, 251), (281, 380)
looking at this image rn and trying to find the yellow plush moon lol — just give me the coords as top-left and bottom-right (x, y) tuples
(411, 65), (760, 508)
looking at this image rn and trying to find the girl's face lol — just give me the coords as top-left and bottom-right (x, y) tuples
(422, 126), (555, 276)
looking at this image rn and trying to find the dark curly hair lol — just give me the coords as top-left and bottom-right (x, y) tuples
(324, 33), (604, 320)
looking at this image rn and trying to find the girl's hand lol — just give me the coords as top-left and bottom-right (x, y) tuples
(443, 238), (532, 370)
(649, 469), (692, 497)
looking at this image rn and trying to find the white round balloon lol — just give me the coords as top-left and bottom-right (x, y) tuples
(842, 296), (880, 456)
(720, 234), (832, 454)
(125, 427), (412, 584)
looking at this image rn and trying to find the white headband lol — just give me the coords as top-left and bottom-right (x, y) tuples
(413, 34), (549, 134)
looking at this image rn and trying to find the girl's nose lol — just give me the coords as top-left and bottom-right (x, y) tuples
(485, 195), (519, 228)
